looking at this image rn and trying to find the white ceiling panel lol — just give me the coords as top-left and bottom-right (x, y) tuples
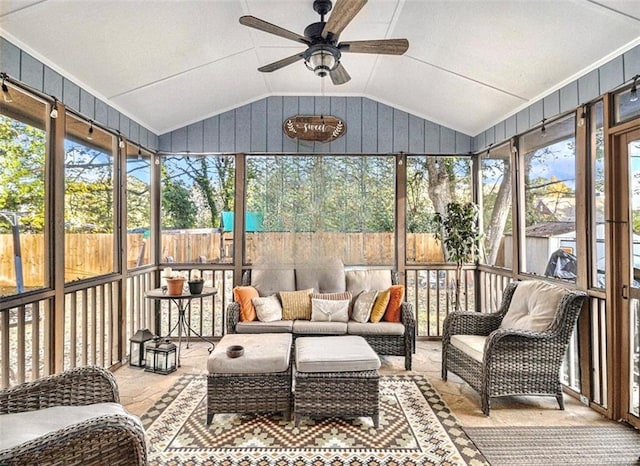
(111, 49), (268, 134)
(1, 0), (639, 138)
(367, 56), (524, 136)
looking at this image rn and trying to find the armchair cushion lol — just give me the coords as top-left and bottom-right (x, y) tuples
(450, 334), (486, 362)
(0, 403), (139, 452)
(500, 280), (565, 332)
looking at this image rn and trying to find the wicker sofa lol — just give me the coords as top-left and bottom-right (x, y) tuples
(0, 366), (148, 465)
(441, 280), (587, 415)
(225, 259), (415, 370)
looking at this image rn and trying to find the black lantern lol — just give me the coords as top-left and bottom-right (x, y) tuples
(145, 337), (177, 375)
(129, 328), (155, 367)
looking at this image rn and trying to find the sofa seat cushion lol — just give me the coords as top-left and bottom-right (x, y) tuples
(347, 321), (405, 336)
(208, 333), (292, 374)
(293, 320), (347, 335)
(235, 320), (294, 333)
(295, 336), (381, 373)
(500, 280), (566, 332)
(0, 402), (140, 452)
(450, 334), (487, 363)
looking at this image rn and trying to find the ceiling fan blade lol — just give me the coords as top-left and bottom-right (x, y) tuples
(258, 52), (305, 73)
(339, 38), (409, 55)
(330, 62), (351, 85)
(240, 16), (310, 45)
(322, 0), (367, 42)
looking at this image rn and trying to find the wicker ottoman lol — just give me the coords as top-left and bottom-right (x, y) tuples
(207, 333), (292, 424)
(294, 335), (381, 427)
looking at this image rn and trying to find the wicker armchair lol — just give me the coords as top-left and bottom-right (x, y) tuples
(0, 366), (148, 465)
(441, 280), (587, 415)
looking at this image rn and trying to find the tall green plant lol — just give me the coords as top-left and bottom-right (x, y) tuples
(434, 202), (481, 311)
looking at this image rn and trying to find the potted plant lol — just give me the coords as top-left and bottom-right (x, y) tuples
(188, 270), (204, 295)
(434, 202), (481, 311)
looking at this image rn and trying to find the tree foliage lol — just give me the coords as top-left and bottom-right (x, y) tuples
(0, 116), (46, 233)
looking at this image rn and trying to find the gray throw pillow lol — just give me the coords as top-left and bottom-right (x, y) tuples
(351, 290), (379, 323)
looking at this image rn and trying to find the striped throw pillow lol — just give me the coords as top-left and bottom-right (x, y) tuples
(280, 289), (313, 320)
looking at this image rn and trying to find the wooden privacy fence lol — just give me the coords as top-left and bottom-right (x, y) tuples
(0, 232), (445, 285)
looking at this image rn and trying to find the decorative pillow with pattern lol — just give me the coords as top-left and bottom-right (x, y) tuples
(252, 295), (283, 322)
(351, 290), (379, 323)
(280, 288), (314, 320)
(311, 298), (349, 322)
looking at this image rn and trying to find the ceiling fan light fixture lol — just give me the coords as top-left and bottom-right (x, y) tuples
(305, 45), (339, 77)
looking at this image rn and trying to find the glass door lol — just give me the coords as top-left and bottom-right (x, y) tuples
(620, 129), (640, 426)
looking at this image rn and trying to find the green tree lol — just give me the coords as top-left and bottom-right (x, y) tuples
(0, 116), (46, 233)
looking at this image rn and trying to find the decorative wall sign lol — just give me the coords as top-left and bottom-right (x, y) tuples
(283, 115), (346, 142)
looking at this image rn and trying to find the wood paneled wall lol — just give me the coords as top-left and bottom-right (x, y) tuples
(159, 96), (473, 155)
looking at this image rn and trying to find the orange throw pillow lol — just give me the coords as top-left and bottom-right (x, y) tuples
(233, 286), (259, 322)
(383, 285), (405, 322)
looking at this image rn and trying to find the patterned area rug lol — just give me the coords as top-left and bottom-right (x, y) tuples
(141, 374), (488, 465)
(465, 425), (640, 465)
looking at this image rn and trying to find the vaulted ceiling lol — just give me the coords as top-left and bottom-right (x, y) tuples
(1, 0), (639, 136)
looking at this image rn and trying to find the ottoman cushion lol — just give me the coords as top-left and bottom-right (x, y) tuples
(296, 335), (381, 373)
(208, 333), (292, 374)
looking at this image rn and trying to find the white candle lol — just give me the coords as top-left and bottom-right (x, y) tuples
(164, 267), (172, 277)
(191, 270), (200, 280)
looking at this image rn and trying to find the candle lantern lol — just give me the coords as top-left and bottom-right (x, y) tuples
(145, 337), (177, 375)
(129, 328), (155, 367)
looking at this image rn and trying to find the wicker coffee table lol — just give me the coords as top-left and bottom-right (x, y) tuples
(207, 333), (292, 424)
(294, 335), (381, 427)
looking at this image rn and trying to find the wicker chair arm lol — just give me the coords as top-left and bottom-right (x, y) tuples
(0, 414), (148, 465)
(0, 366), (119, 414)
(226, 302), (240, 334)
(444, 311), (503, 338)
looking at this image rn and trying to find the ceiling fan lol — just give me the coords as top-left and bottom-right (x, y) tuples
(239, 0), (409, 85)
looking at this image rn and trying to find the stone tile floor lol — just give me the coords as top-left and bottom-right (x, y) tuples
(114, 339), (611, 428)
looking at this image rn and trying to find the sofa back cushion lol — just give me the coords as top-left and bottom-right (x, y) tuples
(251, 267), (295, 297)
(345, 269), (393, 298)
(295, 258), (346, 292)
(499, 280), (566, 332)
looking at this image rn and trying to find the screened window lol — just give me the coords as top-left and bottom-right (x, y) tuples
(0, 85), (48, 295)
(480, 144), (512, 267)
(64, 116), (115, 280)
(406, 156), (472, 264)
(590, 101), (606, 288)
(520, 115), (577, 280)
(245, 155), (395, 265)
(126, 143), (152, 268)
(160, 154), (235, 263)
